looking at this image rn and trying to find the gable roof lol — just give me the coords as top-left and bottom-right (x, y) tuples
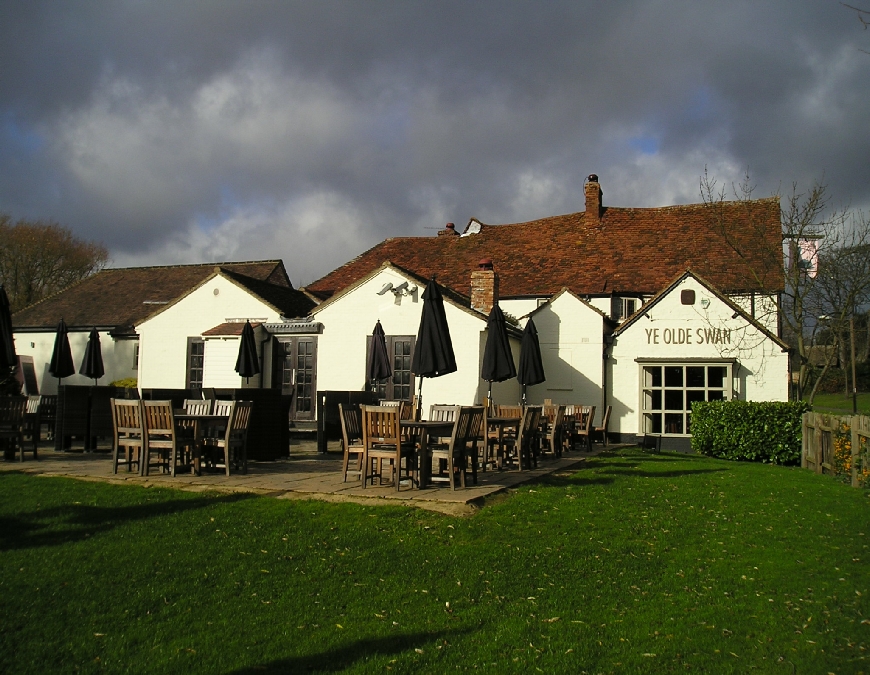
(523, 286), (616, 326)
(613, 269), (789, 351)
(12, 260), (314, 332)
(304, 196), (783, 301)
(311, 260), (503, 327)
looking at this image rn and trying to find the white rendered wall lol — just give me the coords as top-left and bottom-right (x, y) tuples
(312, 268), (519, 411)
(525, 293), (605, 408)
(137, 275), (279, 389)
(12, 330), (137, 394)
(501, 298), (540, 321)
(609, 277), (790, 437)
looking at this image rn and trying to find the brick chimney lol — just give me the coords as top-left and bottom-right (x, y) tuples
(471, 259), (499, 315)
(585, 174), (603, 226)
(438, 222), (459, 236)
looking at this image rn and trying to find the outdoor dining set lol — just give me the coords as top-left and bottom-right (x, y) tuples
(338, 399), (612, 491)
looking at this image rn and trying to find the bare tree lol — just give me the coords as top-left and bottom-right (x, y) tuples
(0, 214), (109, 312)
(700, 170), (870, 403)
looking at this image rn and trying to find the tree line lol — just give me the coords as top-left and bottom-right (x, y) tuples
(0, 214), (108, 313)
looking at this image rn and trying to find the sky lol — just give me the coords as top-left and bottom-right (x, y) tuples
(1, 1), (868, 288)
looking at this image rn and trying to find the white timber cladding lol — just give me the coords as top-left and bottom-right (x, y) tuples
(203, 338), (247, 388)
(311, 267), (522, 408)
(608, 276), (789, 437)
(525, 293), (605, 406)
(12, 330), (137, 394)
(136, 274), (280, 389)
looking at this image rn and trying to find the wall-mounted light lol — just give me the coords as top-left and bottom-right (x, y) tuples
(377, 282), (394, 295)
(732, 312), (739, 319)
(644, 313), (652, 320)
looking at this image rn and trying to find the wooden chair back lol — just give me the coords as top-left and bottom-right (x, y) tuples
(184, 399), (213, 415)
(213, 400), (234, 417)
(572, 405), (596, 451)
(141, 400), (179, 476)
(594, 405), (612, 446)
(542, 404), (565, 457)
(518, 405), (543, 469)
(0, 396), (26, 427)
(110, 399), (144, 474)
(339, 403), (365, 482)
(429, 404), (457, 422)
(496, 404), (523, 419)
(360, 405), (414, 490)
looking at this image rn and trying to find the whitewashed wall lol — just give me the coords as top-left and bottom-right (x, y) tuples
(609, 276), (789, 437)
(525, 293), (606, 408)
(312, 268), (519, 410)
(12, 330), (137, 394)
(137, 275), (279, 389)
(500, 298), (540, 322)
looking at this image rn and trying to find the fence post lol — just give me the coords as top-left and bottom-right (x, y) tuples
(851, 418), (859, 488)
(801, 412), (808, 469)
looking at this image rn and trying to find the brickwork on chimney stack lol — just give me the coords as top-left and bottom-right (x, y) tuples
(585, 180), (602, 227)
(471, 268), (499, 315)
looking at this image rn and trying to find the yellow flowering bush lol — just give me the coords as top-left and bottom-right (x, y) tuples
(833, 422), (870, 487)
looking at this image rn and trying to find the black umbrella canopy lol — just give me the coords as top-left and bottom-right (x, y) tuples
(49, 319), (76, 379)
(235, 321), (261, 379)
(0, 285), (15, 372)
(80, 327), (105, 382)
(411, 278), (457, 378)
(367, 320), (392, 384)
(481, 303), (516, 398)
(518, 318), (545, 396)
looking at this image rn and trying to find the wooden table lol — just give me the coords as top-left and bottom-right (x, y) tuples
(401, 419), (455, 488)
(174, 413), (229, 475)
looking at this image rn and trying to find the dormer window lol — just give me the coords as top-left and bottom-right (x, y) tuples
(611, 296), (638, 322)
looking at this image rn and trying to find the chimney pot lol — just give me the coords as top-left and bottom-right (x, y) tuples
(478, 258), (493, 270)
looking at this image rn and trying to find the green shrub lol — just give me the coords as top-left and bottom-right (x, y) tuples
(109, 377), (138, 389)
(691, 400), (809, 465)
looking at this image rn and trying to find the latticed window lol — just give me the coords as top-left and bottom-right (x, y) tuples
(187, 339), (204, 389)
(640, 362), (732, 435)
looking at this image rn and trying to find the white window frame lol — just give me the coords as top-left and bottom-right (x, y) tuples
(636, 359), (735, 436)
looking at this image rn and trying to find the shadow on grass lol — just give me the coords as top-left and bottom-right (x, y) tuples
(228, 628), (471, 674)
(0, 492), (253, 552)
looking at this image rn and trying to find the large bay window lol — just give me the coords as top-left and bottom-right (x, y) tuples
(639, 360), (734, 435)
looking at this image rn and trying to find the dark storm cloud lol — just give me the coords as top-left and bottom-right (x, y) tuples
(0, 1), (867, 286)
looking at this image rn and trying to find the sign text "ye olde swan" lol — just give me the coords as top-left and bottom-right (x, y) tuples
(645, 327), (731, 345)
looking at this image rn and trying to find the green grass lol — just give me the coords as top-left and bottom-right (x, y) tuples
(808, 391), (870, 415)
(1, 449), (869, 674)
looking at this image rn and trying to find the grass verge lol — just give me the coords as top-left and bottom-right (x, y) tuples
(1, 448), (868, 674)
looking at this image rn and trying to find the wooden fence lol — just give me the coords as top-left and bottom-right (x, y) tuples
(802, 412), (870, 488)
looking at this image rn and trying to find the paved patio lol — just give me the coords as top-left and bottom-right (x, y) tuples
(2, 437), (608, 514)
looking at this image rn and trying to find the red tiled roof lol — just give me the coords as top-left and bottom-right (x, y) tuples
(13, 260), (313, 331)
(305, 198), (784, 299)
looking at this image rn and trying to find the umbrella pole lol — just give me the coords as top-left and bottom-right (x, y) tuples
(521, 385), (526, 406)
(416, 377), (423, 420)
(487, 382), (492, 407)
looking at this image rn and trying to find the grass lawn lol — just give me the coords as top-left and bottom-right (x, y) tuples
(808, 392), (870, 415)
(1, 448), (868, 674)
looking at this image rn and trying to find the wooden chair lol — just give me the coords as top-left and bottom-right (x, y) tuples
(184, 399), (213, 415)
(593, 405), (612, 446)
(339, 403), (365, 482)
(429, 406), (484, 489)
(141, 400), (182, 476)
(206, 401), (253, 475)
(503, 405), (542, 471)
(572, 405), (596, 452)
(36, 395), (57, 444)
(110, 399), (144, 474)
(540, 405), (565, 458)
(0, 396), (29, 461)
(361, 405), (416, 490)
(22, 396), (41, 456)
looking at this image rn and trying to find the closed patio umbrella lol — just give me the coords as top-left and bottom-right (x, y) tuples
(0, 285), (17, 394)
(517, 318), (545, 404)
(0, 285), (15, 371)
(80, 327), (105, 384)
(410, 277), (456, 417)
(49, 318), (76, 383)
(235, 321), (260, 383)
(481, 303), (516, 404)
(366, 320), (392, 391)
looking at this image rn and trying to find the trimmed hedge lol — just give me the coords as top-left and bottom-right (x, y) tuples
(691, 400), (809, 465)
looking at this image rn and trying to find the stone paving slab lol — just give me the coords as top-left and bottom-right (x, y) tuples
(1, 439), (606, 514)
